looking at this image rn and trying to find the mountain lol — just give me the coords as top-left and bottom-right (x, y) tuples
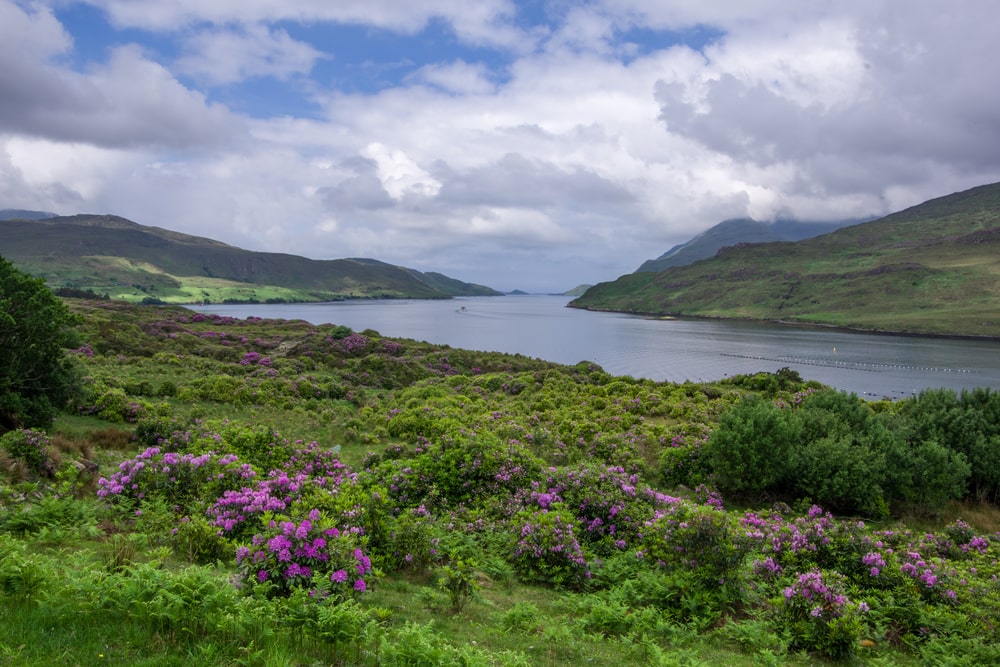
(636, 218), (853, 273)
(570, 182), (1000, 338)
(0, 209), (57, 220)
(0, 213), (501, 303)
(562, 284), (593, 296)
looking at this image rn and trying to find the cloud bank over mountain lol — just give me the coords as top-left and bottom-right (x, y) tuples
(2, 0), (998, 292)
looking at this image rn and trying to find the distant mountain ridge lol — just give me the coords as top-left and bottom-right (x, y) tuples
(0, 213), (501, 303)
(571, 182), (1000, 338)
(636, 218), (854, 273)
(0, 209), (57, 220)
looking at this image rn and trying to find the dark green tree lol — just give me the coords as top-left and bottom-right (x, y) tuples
(705, 394), (800, 499)
(0, 255), (82, 430)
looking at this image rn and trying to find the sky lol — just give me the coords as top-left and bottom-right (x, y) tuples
(2, 1), (999, 293)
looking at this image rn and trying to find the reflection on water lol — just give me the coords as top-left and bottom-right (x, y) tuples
(192, 295), (1000, 399)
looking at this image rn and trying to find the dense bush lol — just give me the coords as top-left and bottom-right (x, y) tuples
(237, 510), (373, 598)
(0, 256), (82, 429)
(706, 389), (974, 516)
(0, 428), (56, 478)
(901, 387), (1000, 501)
(510, 505), (590, 587)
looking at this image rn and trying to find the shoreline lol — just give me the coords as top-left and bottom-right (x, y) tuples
(567, 304), (1000, 343)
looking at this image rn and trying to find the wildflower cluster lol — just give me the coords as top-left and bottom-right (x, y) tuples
(236, 510), (372, 598)
(333, 333), (370, 356)
(510, 505), (590, 587)
(97, 447), (255, 510)
(779, 569), (867, 658)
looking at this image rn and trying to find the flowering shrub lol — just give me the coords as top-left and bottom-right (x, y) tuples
(97, 447), (256, 511)
(659, 426), (712, 488)
(738, 505), (869, 574)
(236, 510), (373, 598)
(641, 501), (745, 584)
(779, 569), (866, 659)
(381, 505), (437, 572)
(333, 333), (371, 356)
(208, 478), (294, 540)
(80, 384), (158, 424)
(414, 432), (543, 508)
(209, 448), (354, 541)
(239, 351), (273, 367)
(382, 340), (404, 356)
(527, 464), (680, 555)
(510, 505), (590, 587)
(0, 428), (56, 478)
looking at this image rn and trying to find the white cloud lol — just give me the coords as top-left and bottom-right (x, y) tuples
(360, 142), (442, 200)
(2, 0), (1000, 292)
(85, 0), (533, 49)
(0, 1), (245, 150)
(176, 24), (328, 85)
(407, 61), (496, 95)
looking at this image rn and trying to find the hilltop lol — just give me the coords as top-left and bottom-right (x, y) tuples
(0, 213), (501, 303)
(636, 218), (852, 273)
(571, 182), (1000, 338)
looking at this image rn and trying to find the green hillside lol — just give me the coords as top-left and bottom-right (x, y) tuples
(571, 182), (1000, 337)
(0, 214), (501, 303)
(635, 218), (850, 273)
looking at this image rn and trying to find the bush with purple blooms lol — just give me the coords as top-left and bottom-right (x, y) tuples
(97, 447), (256, 511)
(778, 569), (866, 659)
(510, 505), (590, 588)
(236, 509), (373, 598)
(208, 448), (354, 541)
(641, 500), (745, 585)
(0, 428), (56, 478)
(532, 463), (682, 555)
(332, 333), (371, 356)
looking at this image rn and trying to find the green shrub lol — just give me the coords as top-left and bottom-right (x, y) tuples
(510, 505), (590, 588)
(640, 501), (745, 585)
(705, 395), (799, 499)
(0, 256), (82, 429)
(0, 428), (56, 478)
(777, 570), (866, 659)
(436, 556), (479, 612)
(902, 388), (1000, 502)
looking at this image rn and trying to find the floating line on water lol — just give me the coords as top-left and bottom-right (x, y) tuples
(720, 353), (975, 374)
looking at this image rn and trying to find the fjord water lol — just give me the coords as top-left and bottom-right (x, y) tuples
(192, 295), (1000, 399)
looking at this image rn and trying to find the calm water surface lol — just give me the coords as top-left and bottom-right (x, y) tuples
(192, 296), (1000, 399)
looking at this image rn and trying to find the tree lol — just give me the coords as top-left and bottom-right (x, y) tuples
(705, 394), (801, 499)
(0, 255), (81, 430)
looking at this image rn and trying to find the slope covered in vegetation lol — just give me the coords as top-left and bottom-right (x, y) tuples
(0, 214), (501, 303)
(572, 182), (1000, 338)
(1, 298), (1000, 665)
